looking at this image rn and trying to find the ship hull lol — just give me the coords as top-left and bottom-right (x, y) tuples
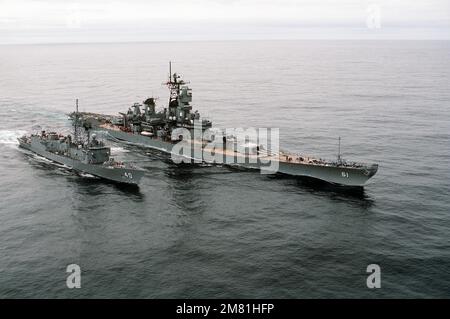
(18, 139), (144, 185)
(276, 161), (377, 187)
(100, 128), (175, 152)
(97, 128), (377, 187)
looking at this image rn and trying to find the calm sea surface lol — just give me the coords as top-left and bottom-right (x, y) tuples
(0, 40), (449, 298)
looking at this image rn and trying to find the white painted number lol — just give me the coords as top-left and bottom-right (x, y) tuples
(341, 171), (349, 178)
(124, 172), (133, 179)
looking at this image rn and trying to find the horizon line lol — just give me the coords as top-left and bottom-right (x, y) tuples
(2, 38), (450, 46)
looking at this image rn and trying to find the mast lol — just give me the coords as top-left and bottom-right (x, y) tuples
(337, 136), (341, 163)
(74, 99), (79, 143)
(166, 61), (187, 102)
(168, 61), (172, 106)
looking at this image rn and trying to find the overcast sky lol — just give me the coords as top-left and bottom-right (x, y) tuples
(0, 0), (449, 44)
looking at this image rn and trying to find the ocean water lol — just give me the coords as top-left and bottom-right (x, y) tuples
(0, 40), (449, 298)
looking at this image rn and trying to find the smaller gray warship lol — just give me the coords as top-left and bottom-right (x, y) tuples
(18, 100), (144, 185)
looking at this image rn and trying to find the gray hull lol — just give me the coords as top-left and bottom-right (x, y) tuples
(103, 128), (175, 152)
(100, 128), (377, 187)
(277, 161), (377, 186)
(19, 140), (144, 185)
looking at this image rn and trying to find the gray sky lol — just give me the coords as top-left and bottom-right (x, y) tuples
(0, 0), (449, 44)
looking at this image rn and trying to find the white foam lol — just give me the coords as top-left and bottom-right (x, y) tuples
(31, 154), (73, 171)
(32, 154), (53, 163)
(79, 172), (97, 178)
(0, 130), (27, 147)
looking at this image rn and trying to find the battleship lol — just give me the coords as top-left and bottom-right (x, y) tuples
(70, 63), (378, 187)
(19, 100), (144, 185)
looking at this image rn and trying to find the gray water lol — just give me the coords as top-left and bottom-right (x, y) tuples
(0, 40), (449, 298)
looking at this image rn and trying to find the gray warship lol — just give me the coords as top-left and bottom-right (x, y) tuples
(71, 63), (378, 187)
(19, 100), (144, 185)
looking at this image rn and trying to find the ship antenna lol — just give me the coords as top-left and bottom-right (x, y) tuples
(169, 61), (172, 83)
(74, 99), (79, 143)
(337, 136), (341, 163)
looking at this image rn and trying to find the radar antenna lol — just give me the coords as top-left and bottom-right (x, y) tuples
(166, 61), (189, 104)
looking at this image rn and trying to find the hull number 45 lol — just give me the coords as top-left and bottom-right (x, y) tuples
(124, 172), (133, 179)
